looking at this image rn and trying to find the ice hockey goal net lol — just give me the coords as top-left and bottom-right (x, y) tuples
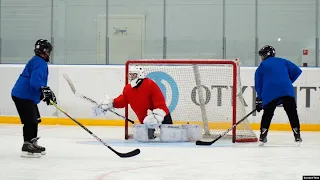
(124, 59), (258, 143)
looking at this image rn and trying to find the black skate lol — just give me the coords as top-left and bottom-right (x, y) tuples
(21, 142), (42, 158)
(259, 128), (268, 146)
(31, 137), (46, 155)
(292, 128), (302, 144)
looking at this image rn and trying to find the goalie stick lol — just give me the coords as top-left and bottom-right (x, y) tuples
(62, 73), (135, 124)
(49, 99), (140, 158)
(195, 108), (257, 146)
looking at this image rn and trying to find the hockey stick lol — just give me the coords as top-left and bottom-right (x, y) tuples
(49, 99), (140, 158)
(195, 108), (257, 146)
(62, 73), (135, 124)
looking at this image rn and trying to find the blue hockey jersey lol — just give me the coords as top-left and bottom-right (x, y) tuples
(11, 56), (49, 104)
(254, 57), (302, 107)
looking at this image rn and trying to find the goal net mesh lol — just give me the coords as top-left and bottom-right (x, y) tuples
(124, 59), (258, 143)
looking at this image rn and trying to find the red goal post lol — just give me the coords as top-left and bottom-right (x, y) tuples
(124, 59), (258, 143)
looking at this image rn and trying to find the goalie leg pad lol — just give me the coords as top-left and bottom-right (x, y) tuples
(160, 124), (202, 142)
(133, 124), (203, 142)
(185, 124), (203, 141)
(133, 124), (156, 142)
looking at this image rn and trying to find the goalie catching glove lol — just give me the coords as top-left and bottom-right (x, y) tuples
(143, 109), (166, 129)
(92, 95), (114, 116)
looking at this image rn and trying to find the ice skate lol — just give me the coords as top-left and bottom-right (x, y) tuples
(259, 128), (268, 146)
(292, 128), (302, 146)
(21, 141), (42, 158)
(31, 137), (46, 155)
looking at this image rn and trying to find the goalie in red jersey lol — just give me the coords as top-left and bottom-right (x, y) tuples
(97, 65), (173, 139)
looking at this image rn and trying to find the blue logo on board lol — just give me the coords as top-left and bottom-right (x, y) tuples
(146, 71), (179, 112)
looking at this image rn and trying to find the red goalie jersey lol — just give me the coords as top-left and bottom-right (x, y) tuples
(113, 78), (170, 123)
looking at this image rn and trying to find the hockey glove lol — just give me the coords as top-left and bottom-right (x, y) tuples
(92, 106), (106, 116)
(255, 98), (263, 112)
(143, 109), (166, 129)
(98, 95), (114, 111)
(40, 86), (57, 105)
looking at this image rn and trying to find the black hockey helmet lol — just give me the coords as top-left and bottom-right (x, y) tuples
(258, 45), (276, 61)
(34, 39), (53, 62)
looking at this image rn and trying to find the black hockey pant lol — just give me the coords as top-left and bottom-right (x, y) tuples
(12, 96), (41, 142)
(163, 113), (173, 124)
(260, 96), (300, 131)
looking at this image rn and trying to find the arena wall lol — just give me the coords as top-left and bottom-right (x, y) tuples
(0, 64), (319, 131)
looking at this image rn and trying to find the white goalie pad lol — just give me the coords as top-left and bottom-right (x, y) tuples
(133, 124), (202, 142)
(133, 124), (151, 142)
(160, 124), (202, 142)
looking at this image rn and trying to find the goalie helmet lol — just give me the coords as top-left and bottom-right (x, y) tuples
(128, 65), (145, 87)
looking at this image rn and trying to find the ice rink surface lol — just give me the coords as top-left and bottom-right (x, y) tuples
(0, 124), (319, 180)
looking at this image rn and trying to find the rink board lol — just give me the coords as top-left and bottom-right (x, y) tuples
(0, 116), (319, 131)
(0, 64), (320, 131)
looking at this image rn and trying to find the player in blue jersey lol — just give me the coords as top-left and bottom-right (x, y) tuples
(11, 39), (57, 158)
(254, 45), (302, 145)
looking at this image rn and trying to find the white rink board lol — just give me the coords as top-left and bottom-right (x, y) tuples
(0, 64), (319, 125)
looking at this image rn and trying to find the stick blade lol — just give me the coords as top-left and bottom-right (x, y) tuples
(116, 148), (141, 158)
(195, 140), (214, 146)
(63, 73), (76, 94)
